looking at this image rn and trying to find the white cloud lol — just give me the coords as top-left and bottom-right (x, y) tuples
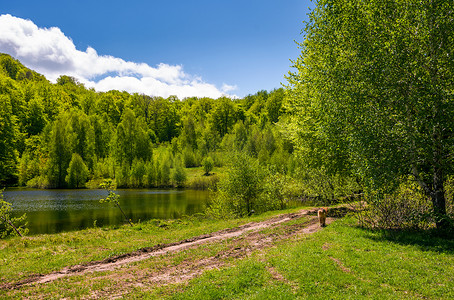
(0, 14), (235, 99)
(222, 83), (238, 93)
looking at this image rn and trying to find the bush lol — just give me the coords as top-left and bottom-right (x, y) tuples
(262, 173), (289, 210)
(183, 147), (198, 168)
(207, 152), (265, 218)
(356, 179), (433, 230)
(26, 175), (50, 189)
(293, 167), (361, 205)
(202, 156), (214, 175)
(0, 190), (28, 238)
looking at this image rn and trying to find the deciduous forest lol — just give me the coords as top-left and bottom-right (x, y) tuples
(1, 0), (454, 232)
(0, 53), (290, 189)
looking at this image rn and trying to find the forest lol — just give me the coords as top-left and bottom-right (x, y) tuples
(0, 52), (292, 190)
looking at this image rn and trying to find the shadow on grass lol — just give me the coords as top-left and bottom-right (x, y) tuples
(359, 226), (454, 254)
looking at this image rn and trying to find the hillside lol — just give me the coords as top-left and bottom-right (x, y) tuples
(0, 53), (293, 191)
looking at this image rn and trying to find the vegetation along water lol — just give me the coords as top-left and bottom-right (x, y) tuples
(1, 0), (454, 298)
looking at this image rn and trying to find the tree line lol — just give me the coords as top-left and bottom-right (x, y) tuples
(0, 53), (294, 190)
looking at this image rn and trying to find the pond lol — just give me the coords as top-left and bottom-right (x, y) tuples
(2, 189), (212, 235)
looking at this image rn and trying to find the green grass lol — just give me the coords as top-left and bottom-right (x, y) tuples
(0, 206), (303, 284)
(1, 210), (453, 299)
(164, 217), (454, 300)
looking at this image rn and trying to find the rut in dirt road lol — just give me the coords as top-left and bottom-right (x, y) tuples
(2, 208), (340, 290)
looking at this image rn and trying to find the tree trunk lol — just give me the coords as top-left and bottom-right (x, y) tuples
(432, 163), (448, 230)
(116, 202), (133, 226)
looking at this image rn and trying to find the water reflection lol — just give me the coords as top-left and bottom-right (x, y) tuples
(3, 189), (211, 235)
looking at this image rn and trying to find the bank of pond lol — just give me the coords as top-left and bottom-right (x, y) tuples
(3, 188), (212, 235)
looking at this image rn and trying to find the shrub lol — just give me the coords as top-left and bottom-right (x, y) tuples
(262, 173), (289, 210)
(207, 152), (265, 218)
(202, 156), (214, 175)
(183, 147), (197, 168)
(356, 179), (434, 230)
(0, 190), (28, 238)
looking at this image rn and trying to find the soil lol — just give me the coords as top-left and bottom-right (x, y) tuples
(2, 207), (342, 297)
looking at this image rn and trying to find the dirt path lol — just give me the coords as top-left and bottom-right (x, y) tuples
(3, 208), (338, 293)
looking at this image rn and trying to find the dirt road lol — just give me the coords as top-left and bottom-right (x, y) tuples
(3, 208), (338, 296)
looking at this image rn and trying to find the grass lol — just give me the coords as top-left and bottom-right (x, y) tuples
(184, 166), (224, 190)
(0, 206), (302, 284)
(1, 209), (453, 299)
(168, 217), (454, 299)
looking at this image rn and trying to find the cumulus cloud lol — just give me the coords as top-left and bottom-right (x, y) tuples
(0, 14), (237, 99)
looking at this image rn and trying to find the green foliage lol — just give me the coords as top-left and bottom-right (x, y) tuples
(0, 94), (19, 184)
(285, 0), (454, 228)
(172, 155), (187, 187)
(46, 114), (72, 188)
(114, 108), (151, 166)
(159, 152), (172, 186)
(357, 178), (454, 231)
(207, 152), (266, 218)
(202, 156), (214, 175)
(183, 146), (198, 168)
(65, 153), (89, 188)
(129, 158), (146, 188)
(0, 190), (28, 238)
(0, 53), (300, 194)
(262, 173), (289, 210)
(209, 97), (241, 137)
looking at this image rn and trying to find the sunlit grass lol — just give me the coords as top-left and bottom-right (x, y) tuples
(2, 211), (453, 299)
(166, 217), (454, 300)
(0, 206), (304, 284)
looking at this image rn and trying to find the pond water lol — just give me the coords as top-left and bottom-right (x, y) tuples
(2, 189), (212, 235)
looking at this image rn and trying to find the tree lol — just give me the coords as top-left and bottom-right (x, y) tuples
(172, 156), (187, 187)
(66, 153), (89, 188)
(217, 152), (265, 217)
(148, 97), (180, 142)
(24, 97), (47, 136)
(0, 95), (18, 184)
(202, 156), (214, 176)
(99, 180), (133, 226)
(266, 88), (284, 123)
(47, 115), (72, 188)
(286, 0), (454, 229)
(67, 110), (95, 170)
(209, 97), (238, 137)
(114, 109), (151, 167)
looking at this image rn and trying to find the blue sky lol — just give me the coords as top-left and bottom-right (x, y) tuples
(0, 0), (314, 98)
